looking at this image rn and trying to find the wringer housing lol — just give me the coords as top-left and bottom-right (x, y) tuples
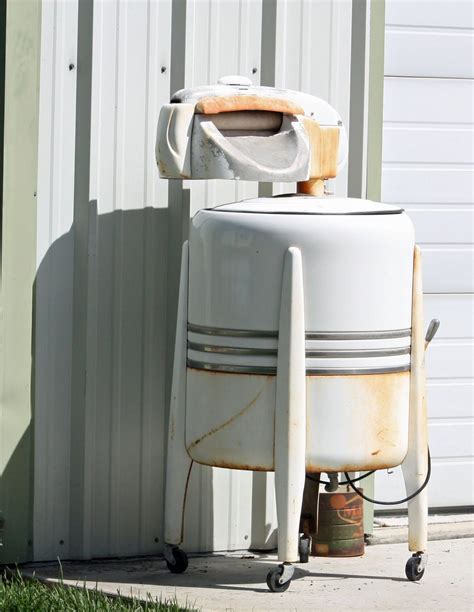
(156, 76), (439, 592)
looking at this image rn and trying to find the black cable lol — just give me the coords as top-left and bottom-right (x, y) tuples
(343, 447), (431, 506)
(306, 470), (376, 486)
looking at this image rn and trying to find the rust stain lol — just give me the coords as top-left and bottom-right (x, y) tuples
(297, 178), (324, 196)
(189, 449), (274, 472)
(188, 385), (265, 450)
(314, 543), (329, 556)
(313, 541), (365, 558)
(307, 373), (410, 462)
(195, 94), (304, 116)
(169, 415), (176, 441)
(356, 371), (409, 407)
(308, 370), (409, 418)
(195, 458), (273, 472)
(350, 371), (409, 458)
(316, 524), (364, 540)
(301, 117), (340, 180)
(158, 159), (169, 175)
(408, 535), (419, 552)
(158, 159), (190, 180)
(307, 460), (398, 472)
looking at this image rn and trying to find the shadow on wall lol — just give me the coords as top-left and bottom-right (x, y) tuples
(29, 199), (217, 561)
(0, 429), (34, 563)
(28, 199), (277, 562)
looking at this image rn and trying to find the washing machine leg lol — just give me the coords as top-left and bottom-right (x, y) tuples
(164, 242), (191, 574)
(274, 247), (306, 568)
(402, 246), (428, 581)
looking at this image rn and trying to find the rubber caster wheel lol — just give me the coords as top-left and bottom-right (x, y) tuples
(266, 565), (292, 593)
(405, 554), (425, 582)
(166, 547), (188, 574)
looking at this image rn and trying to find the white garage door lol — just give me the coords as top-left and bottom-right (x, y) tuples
(377, 1), (474, 508)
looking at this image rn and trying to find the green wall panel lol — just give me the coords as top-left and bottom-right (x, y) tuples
(0, 0), (41, 563)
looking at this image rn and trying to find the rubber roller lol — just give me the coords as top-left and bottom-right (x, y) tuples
(206, 111), (283, 132)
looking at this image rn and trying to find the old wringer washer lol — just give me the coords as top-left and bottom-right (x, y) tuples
(156, 76), (438, 592)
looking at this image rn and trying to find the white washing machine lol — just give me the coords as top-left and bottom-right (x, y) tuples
(156, 76), (437, 591)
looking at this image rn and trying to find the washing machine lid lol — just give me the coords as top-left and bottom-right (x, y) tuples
(212, 196), (403, 215)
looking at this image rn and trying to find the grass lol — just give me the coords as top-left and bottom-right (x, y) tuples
(0, 569), (196, 612)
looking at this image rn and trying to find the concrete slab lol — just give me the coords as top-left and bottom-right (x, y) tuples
(370, 513), (474, 545)
(26, 538), (474, 611)
(375, 513), (474, 527)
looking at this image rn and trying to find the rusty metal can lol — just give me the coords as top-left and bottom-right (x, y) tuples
(313, 490), (364, 557)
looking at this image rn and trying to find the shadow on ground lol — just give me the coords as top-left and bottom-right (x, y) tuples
(22, 551), (407, 596)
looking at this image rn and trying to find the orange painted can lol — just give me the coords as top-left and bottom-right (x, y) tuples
(312, 490), (365, 557)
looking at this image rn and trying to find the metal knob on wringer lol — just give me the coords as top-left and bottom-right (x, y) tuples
(156, 77), (437, 592)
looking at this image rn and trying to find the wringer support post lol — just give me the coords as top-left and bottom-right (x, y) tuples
(274, 247), (307, 571)
(164, 241), (193, 573)
(402, 246), (429, 554)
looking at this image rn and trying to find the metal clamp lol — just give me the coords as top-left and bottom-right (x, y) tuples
(324, 473), (339, 492)
(164, 544), (178, 565)
(278, 563), (295, 584)
(415, 552), (428, 573)
(299, 534), (312, 563)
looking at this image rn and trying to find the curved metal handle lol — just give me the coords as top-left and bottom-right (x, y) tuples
(425, 319), (440, 349)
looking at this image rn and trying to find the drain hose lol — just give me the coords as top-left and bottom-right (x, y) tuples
(343, 447), (431, 506)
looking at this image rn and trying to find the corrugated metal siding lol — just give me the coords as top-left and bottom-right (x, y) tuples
(33, 0), (353, 561)
(273, 0), (352, 196)
(34, 0), (78, 561)
(86, 0), (172, 559)
(377, 0), (474, 509)
(184, 0), (261, 214)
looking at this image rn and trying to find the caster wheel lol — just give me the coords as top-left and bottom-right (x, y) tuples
(166, 547), (188, 574)
(405, 554), (425, 582)
(266, 565), (292, 593)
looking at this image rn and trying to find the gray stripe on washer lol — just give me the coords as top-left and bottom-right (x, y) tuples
(187, 341), (277, 356)
(188, 342), (410, 359)
(188, 323), (278, 338)
(187, 360), (276, 375)
(305, 329), (411, 340)
(187, 359), (411, 376)
(188, 323), (411, 341)
(305, 365), (410, 376)
(305, 347), (411, 358)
